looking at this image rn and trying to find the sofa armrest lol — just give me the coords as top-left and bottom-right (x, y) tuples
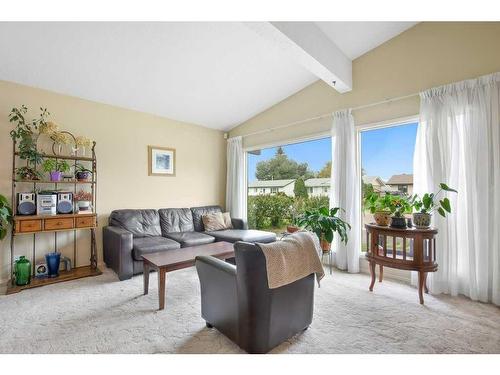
(195, 256), (238, 341)
(103, 226), (134, 280)
(231, 218), (248, 230)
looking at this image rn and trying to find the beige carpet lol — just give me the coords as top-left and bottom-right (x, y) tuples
(0, 266), (499, 354)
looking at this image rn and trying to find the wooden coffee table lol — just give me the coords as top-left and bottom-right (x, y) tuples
(142, 241), (234, 310)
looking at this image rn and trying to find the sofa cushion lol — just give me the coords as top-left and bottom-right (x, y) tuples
(165, 231), (215, 247)
(206, 229), (276, 244)
(109, 209), (161, 238)
(158, 208), (194, 235)
(191, 205), (222, 232)
(132, 236), (181, 261)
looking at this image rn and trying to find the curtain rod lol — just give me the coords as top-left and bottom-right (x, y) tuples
(234, 92), (419, 139)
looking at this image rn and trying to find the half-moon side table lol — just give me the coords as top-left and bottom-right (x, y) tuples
(365, 223), (438, 304)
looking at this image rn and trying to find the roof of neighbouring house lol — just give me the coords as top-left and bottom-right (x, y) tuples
(362, 175), (385, 186)
(387, 174), (413, 185)
(305, 178), (330, 187)
(248, 179), (296, 188)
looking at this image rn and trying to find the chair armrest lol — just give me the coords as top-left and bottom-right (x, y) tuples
(195, 256), (238, 341)
(103, 226), (134, 280)
(231, 218), (248, 230)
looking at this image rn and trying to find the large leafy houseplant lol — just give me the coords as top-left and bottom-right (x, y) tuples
(410, 183), (457, 228)
(296, 206), (351, 252)
(0, 194), (13, 240)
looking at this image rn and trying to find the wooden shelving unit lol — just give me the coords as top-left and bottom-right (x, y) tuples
(8, 136), (101, 294)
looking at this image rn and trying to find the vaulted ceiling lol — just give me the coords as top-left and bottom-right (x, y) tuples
(0, 22), (416, 130)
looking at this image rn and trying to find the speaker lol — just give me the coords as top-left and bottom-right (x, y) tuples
(57, 192), (73, 214)
(17, 193), (36, 215)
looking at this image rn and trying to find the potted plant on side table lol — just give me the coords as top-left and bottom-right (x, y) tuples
(410, 183), (457, 228)
(42, 158), (70, 182)
(364, 193), (393, 226)
(388, 195), (412, 228)
(296, 206), (350, 252)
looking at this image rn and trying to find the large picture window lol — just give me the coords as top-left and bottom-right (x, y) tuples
(360, 121), (418, 251)
(246, 137), (331, 233)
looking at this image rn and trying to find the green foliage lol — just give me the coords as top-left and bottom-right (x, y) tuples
(255, 147), (314, 180)
(247, 193), (294, 229)
(15, 166), (43, 180)
(0, 194), (13, 240)
(317, 161), (331, 178)
(296, 206), (350, 244)
(8, 106), (48, 167)
(410, 182), (457, 218)
(293, 177), (308, 198)
(362, 181), (374, 199)
(42, 158), (70, 173)
(388, 195), (412, 217)
(75, 164), (93, 174)
(364, 193), (393, 213)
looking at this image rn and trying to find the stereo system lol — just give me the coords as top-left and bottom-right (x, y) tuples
(17, 191), (77, 216)
(17, 193), (37, 215)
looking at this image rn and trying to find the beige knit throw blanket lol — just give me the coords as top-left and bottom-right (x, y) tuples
(258, 231), (325, 289)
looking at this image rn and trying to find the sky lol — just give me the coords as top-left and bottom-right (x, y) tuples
(247, 122), (418, 182)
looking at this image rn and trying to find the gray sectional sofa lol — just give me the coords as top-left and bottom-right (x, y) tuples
(103, 205), (276, 280)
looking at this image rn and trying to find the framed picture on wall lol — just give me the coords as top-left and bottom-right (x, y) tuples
(148, 146), (176, 176)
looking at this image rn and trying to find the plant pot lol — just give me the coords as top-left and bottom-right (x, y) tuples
(75, 171), (91, 181)
(287, 225), (299, 233)
(320, 238), (331, 253)
(413, 212), (431, 229)
(49, 171), (62, 182)
(373, 211), (391, 226)
(390, 216), (407, 228)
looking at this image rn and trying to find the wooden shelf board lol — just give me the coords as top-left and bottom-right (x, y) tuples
(14, 213), (96, 221)
(6, 266), (102, 294)
(15, 179), (95, 184)
(14, 152), (94, 162)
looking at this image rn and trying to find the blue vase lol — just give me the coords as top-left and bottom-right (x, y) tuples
(45, 252), (61, 278)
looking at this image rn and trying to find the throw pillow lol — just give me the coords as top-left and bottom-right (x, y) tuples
(202, 212), (226, 231)
(222, 212), (233, 229)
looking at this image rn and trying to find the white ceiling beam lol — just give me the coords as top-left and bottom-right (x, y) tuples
(244, 22), (352, 93)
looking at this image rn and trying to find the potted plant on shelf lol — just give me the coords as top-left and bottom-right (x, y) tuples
(15, 166), (43, 181)
(8, 106), (47, 175)
(410, 183), (457, 228)
(364, 193), (393, 226)
(74, 190), (93, 213)
(74, 164), (93, 182)
(0, 194), (13, 240)
(42, 158), (71, 182)
(296, 206), (350, 252)
(387, 195), (412, 228)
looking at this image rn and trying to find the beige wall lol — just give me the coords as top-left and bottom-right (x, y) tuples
(0, 80), (226, 284)
(230, 22), (500, 148)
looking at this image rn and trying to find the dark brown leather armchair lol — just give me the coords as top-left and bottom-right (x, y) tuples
(195, 241), (315, 354)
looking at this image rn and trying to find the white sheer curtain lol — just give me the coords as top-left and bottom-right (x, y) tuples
(413, 72), (500, 305)
(226, 136), (245, 219)
(330, 109), (360, 273)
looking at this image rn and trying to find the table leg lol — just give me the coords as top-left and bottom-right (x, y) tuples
(143, 262), (150, 295)
(158, 268), (166, 310)
(418, 271), (425, 304)
(424, 272), (429, 294)
(329, 251), (333, 275)
(369, 261), (376, 291)
(379, 265), (383, 282)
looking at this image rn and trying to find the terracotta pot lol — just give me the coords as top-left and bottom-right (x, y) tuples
(320, 238), (331, 253)
(373, 211), (391, 226)
(287, 225), (299, 233)
(413, 212), (431, 228)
